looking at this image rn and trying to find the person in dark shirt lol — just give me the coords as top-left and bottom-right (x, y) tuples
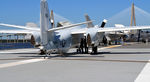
(80, 38), (84, 54)
(84, 36), (88, 53)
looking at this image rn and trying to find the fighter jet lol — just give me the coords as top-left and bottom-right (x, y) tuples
(104, 24), (130, 45)
(1, 0), (150, 55)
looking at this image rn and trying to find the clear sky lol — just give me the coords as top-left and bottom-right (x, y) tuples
(0, 0), (150, 28)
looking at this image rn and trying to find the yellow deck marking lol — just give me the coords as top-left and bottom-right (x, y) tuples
(104, 45), (122, 49)
(89, 45), (122, 52)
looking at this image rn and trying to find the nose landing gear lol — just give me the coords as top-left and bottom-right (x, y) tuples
(40, 49), (46, 55)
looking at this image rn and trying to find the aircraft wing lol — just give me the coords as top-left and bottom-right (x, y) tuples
(48, 21), (93, 32)
(71, 31), (86, 35)
(0, 21), (92, 32)
(0, 23), (40, 31)
(98, 26), (150, 32)
(0, 30), (33, 34)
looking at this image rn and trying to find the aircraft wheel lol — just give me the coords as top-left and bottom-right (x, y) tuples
(94, 46), (98, 54)
(40, 49), (46, 55)
(91, 46), (98, 55)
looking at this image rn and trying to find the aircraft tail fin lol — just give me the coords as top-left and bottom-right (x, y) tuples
(100, 19), (107, 28)
(40, 0), (94, 47)
(50, 10), (55, 28)
(40, 0), (52, 46)
(85, 14), (94, 28)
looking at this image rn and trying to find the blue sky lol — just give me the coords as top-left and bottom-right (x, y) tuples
(0, 0), (150, 28)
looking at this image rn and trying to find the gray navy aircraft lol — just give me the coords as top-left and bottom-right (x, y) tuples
(1, 0), (150, 55)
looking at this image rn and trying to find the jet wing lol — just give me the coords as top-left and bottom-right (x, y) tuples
(71, 31), (86, 35)
(98, 26), (150, 32)
(0, 23), (40, 31)
(0, 21), (92, 32)
(0, 30), (33, 34)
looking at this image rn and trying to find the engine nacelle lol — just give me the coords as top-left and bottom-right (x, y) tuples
(30, 33), (41, 47)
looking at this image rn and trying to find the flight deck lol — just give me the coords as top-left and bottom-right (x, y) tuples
(0, 42), (150, 82)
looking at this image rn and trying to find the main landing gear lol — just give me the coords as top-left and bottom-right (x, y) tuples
(40, 49), (46, 55)
(39, 49), (52, 59)
(91, 44), (98, 54)
(77, 35), (98, 55)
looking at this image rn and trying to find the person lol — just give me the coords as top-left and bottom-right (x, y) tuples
(84, 36), (88, 53)
(120, 37), (124, 45)
(103, 36), (107, 46)
(91, 44), (95, 54)
(80, 38), (84, 54)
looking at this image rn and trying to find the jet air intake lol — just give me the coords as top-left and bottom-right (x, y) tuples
(31, 35), (41, 47)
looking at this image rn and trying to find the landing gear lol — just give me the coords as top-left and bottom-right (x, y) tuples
(91, 44), (98, 54)
(103, 36), (108, 46)
(84, 36), (89, 54)
(94, 46), (98, 54)
(59, 51), (66, 57)
(76, 48), (81, 53)
(46, 51), (51, 56)
(40, 49), (46, 55)
(39, 49), (49, 59)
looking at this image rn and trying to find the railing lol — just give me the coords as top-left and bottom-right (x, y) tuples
(0, 42), (34, 50)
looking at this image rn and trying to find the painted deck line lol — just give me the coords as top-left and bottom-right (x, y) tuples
(0, 58), (46, 69)
(0, 45), (121, 69)
(135, 60), (150, 82)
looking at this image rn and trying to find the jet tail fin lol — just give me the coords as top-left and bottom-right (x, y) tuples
(100, 19), (107, 28)
(40, 0), (52, 46)
(50, 10), (55, 28)
(84, 14), (94, 28)
(40, 0), (93, 47)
